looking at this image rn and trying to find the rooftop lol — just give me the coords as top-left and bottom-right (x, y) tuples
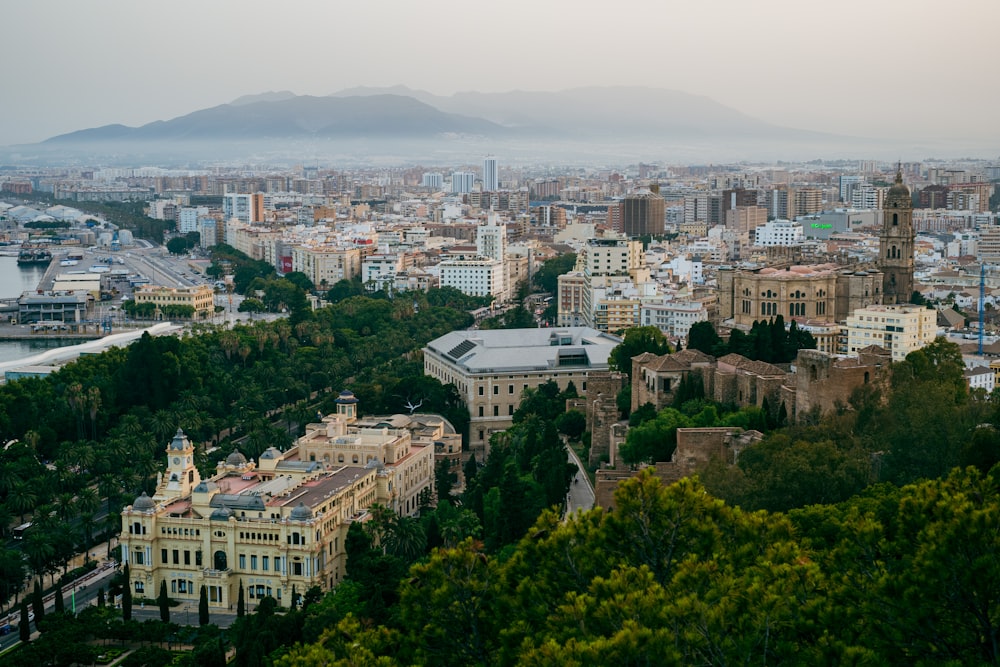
(426, 327), (621, 373)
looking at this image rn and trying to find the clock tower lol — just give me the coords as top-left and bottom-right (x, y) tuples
(879, 166), (915, 305)
(155, 428), (201, 501)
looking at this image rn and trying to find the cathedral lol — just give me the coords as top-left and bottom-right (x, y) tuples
(879, 167), (915, 305)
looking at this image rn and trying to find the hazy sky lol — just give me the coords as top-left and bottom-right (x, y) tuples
(2, 0), (998, 150)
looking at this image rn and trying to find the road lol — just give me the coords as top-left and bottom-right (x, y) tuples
(0, 562), (119, 652)
(565, 444), (595, 515)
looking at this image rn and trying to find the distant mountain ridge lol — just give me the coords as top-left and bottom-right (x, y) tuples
(44, 94), (510, 143)
(43, 85), (838, 146)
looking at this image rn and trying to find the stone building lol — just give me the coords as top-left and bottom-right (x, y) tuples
(880, 168), (915, 305)
(595, 427), (763, 509)
(793, 346), (892, 420)
(717, 263), (882, 327)
(120, 391), (434, 611)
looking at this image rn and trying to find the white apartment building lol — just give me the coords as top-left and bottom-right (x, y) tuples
(452, 172), (475, 194)
(362, 252), (405, 290)
(439, 257), (505, 300)
(844, 304), (937, 361)
(483, 157), (499, 191)
(178, 207), (208, 234)
(754, 220), (804, 246)
(223, 193), (264, 224)
(641, 300), (710, 340)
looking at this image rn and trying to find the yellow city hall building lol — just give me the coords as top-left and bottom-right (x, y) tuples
(120, 391), (434, 609)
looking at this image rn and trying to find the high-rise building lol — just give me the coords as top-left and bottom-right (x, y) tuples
(476, 212), (508, 263)
(421, 172), (443, 189)
(794, 188), (823, 217)
(839, 175), (865, 202)
(451, 171), (475, 194)
(223, 193), (265, 224)
(622, 187), (665, 237)
(879, 168), (915, 305)
(482, 156), (499, 192)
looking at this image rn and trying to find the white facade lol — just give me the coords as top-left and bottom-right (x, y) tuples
(965, 366), (995, 393)
(421, 172), (443, 189)
(754, 220), (804, 246)
(178, 207), (208, 234)
(451, 172), (475, 194)
(482, 157), (499, 192)
(223, 193), (263, 224)
(641, 300), (710, 340)
(845, 304), (937, 362)
(439, 257), (505, 299)
(362, 253), (405, 290)
(476, 213), (508, 262)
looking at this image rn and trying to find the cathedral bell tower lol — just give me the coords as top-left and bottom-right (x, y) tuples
(879, 166), (915, 305)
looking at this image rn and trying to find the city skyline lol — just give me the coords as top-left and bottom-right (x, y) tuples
(2, 0), (998, 152)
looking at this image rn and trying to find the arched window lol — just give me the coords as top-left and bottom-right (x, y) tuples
(892, 213), (898, 226)
(864, 371), (870, 384)
(214, 551), (227, 570)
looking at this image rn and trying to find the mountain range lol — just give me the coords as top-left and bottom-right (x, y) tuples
(18, 86), (912, 164)
(42, 86), (835, 144)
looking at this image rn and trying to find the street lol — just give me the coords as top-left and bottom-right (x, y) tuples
(565, 444), (595, 515)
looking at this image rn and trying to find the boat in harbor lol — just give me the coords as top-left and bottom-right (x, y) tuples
(17, 247), (52, 266)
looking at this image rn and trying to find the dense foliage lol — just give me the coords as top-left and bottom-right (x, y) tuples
(0, 292), (474, 612)
(221, 464), (1000, 666)
(688, 316), (816, 363)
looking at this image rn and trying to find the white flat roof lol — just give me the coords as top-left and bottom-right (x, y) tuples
(425, 327), (621, 374)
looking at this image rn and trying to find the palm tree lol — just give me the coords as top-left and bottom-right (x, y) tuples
(8, 481), (37, 523)
(86, 386), (102, 440)
(384, 515), (427, 562)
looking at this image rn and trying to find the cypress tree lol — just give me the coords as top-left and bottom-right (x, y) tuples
(291, 584), (298, 610)
(237, 581), (245, 618)
(199, 585), (209, 626)
(31, 580), (44, 623)
(19, 600), (30, 642)
(54, 583), (64, 614)
(158, 579), (170, 623)
(97, 587), (105, 608)
(121, 564), (132, 621)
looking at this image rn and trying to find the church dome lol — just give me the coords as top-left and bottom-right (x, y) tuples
(886, 168), (911, 207)
(210, 506), (234, 521)
(226, 450), (248, 466)
(132, 492), (155, 512)
(289, 502), (313, 521)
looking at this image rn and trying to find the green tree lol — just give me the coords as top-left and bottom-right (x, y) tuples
(31, 579), (44, 624)
(608, 326), (671, 379)
(435, 458), (456, 504)
(619, 407), (691, 464)
(166, 237), (189, 255)
(555, 409), (586, 441)
(121, 564), (132, 621)
(532, 253), (577, 294)
(686, 320), (723, 356)
(398, 539), (499, 667)
(199, 585), (209, 626)
(237, 581), (245, 618)
(158, 579), (170, 623)
(19, 600), (30, 642)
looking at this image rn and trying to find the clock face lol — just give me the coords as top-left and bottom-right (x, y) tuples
(173, 457), (180, 465)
